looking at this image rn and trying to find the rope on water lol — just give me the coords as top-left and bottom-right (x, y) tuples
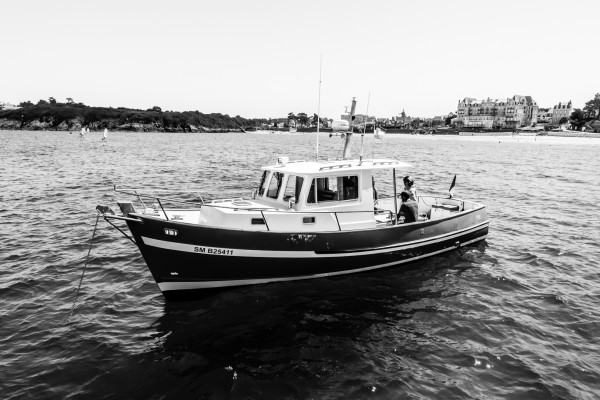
(67, 214), (101, 324)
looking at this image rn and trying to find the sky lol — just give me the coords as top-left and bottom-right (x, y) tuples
(1, 0), (598, 120)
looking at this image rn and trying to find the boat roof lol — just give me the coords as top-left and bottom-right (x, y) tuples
(262, 158), (412, 175)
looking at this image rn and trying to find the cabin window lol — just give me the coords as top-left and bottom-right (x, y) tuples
(258, 171), (268, 196)
(267, 172), (284, 199)
(307, 175), (358, 204)
(283, 175), (304, 201)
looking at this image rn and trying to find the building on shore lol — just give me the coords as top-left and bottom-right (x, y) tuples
(456, 95), (538, 129)
(551, 101), (572, 124)
(387, 110), (413, 128)
(341, 113), (376, 126)
(537, 108), (552, 124)
(432, 115), (445, 126)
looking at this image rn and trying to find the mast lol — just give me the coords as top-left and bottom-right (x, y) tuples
(393, 168), (398, 225)
(360, 92), (370, 159)
(342, 97), (357, 160)
(316, 54), (322, 160)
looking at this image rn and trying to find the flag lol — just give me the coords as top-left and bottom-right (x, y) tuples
(448, 175), (456, 198)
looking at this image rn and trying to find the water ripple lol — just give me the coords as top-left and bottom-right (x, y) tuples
(1, 131), (600, 399)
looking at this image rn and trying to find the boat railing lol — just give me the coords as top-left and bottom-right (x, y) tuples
(114, 186), (206, 207)
(113, 188), (474, 229)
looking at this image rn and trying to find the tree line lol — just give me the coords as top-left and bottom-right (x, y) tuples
(0, 98), (280, 131)
(569, 94), (600, 130)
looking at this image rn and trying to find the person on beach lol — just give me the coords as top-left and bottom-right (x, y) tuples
(402, 176), (417, 201)
(102, 128), (108, 141)
(399, 191), (418, 223)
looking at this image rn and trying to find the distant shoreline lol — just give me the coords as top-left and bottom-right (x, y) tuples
(2, 129), (599, 143)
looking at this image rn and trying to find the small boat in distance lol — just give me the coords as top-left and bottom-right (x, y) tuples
(97, 98), (489, 301)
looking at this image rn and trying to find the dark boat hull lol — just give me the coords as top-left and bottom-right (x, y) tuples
(125, 208), (488, 300)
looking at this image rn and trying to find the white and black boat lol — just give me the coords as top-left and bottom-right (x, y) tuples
(97, 99), (489, 301)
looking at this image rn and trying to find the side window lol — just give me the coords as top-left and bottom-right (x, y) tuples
(341, 176), (358, 200)
(317, 177), (338, 202)
(267, 172), (284, 199)
(258, 171), (268, 196)
(283, 175), (304, 201)
(306, 175), (358, 203)
(307, 179), (316, 204)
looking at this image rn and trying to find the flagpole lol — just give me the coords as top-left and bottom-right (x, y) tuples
(316, 54), (322, 160)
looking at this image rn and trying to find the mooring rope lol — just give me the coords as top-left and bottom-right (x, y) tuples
(67, 214), (100, 323)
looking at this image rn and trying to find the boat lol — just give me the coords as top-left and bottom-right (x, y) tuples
(97, 98), (489, 301)
(250, 129), (278, 134)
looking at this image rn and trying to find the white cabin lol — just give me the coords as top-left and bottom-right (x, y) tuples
(120, 157), (476, 233)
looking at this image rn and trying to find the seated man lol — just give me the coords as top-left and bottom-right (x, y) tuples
(399, 191), (418, 223)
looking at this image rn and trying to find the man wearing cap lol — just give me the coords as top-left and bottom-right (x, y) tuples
(399, 191), (418, 223)
(402, 176), (417, 201)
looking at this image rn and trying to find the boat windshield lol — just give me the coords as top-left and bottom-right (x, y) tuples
(283, 175), (304, 201)
(266, 172), (285, 199)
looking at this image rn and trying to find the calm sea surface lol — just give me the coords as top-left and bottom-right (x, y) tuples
(1, 130), (599, 399)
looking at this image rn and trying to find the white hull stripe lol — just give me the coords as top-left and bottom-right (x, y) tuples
(141, 220), (488, 259)
(157, 235), (487, 291)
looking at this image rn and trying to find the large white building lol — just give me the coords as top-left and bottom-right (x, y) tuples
(551, 101), (572, 124)
(457, 95), (538, 129)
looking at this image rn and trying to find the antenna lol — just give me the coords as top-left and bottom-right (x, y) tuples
(316, 54), (322, 160)
(360, 92), (371, 159)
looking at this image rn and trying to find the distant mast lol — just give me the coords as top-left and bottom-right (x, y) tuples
(342, 97), (357, 160)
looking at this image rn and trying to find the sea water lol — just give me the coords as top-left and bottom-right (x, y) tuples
(1, 131), (599, 399)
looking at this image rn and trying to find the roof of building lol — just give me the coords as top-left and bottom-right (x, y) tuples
(553, 101), (572, 109)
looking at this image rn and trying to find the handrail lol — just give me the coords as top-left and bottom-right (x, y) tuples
(319, 163), (352, 171)
(259, 210), (270, 231)
(113, 187), (473, 231)
(333, 213), (341, 230)
(103, 214), (144, 223)
(115, 186), (209, 194)
(134, 189), (147, 210)
(115, 187), (205, 208)
(156, 198), (169, 221)
(115, 186), (206, 206)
